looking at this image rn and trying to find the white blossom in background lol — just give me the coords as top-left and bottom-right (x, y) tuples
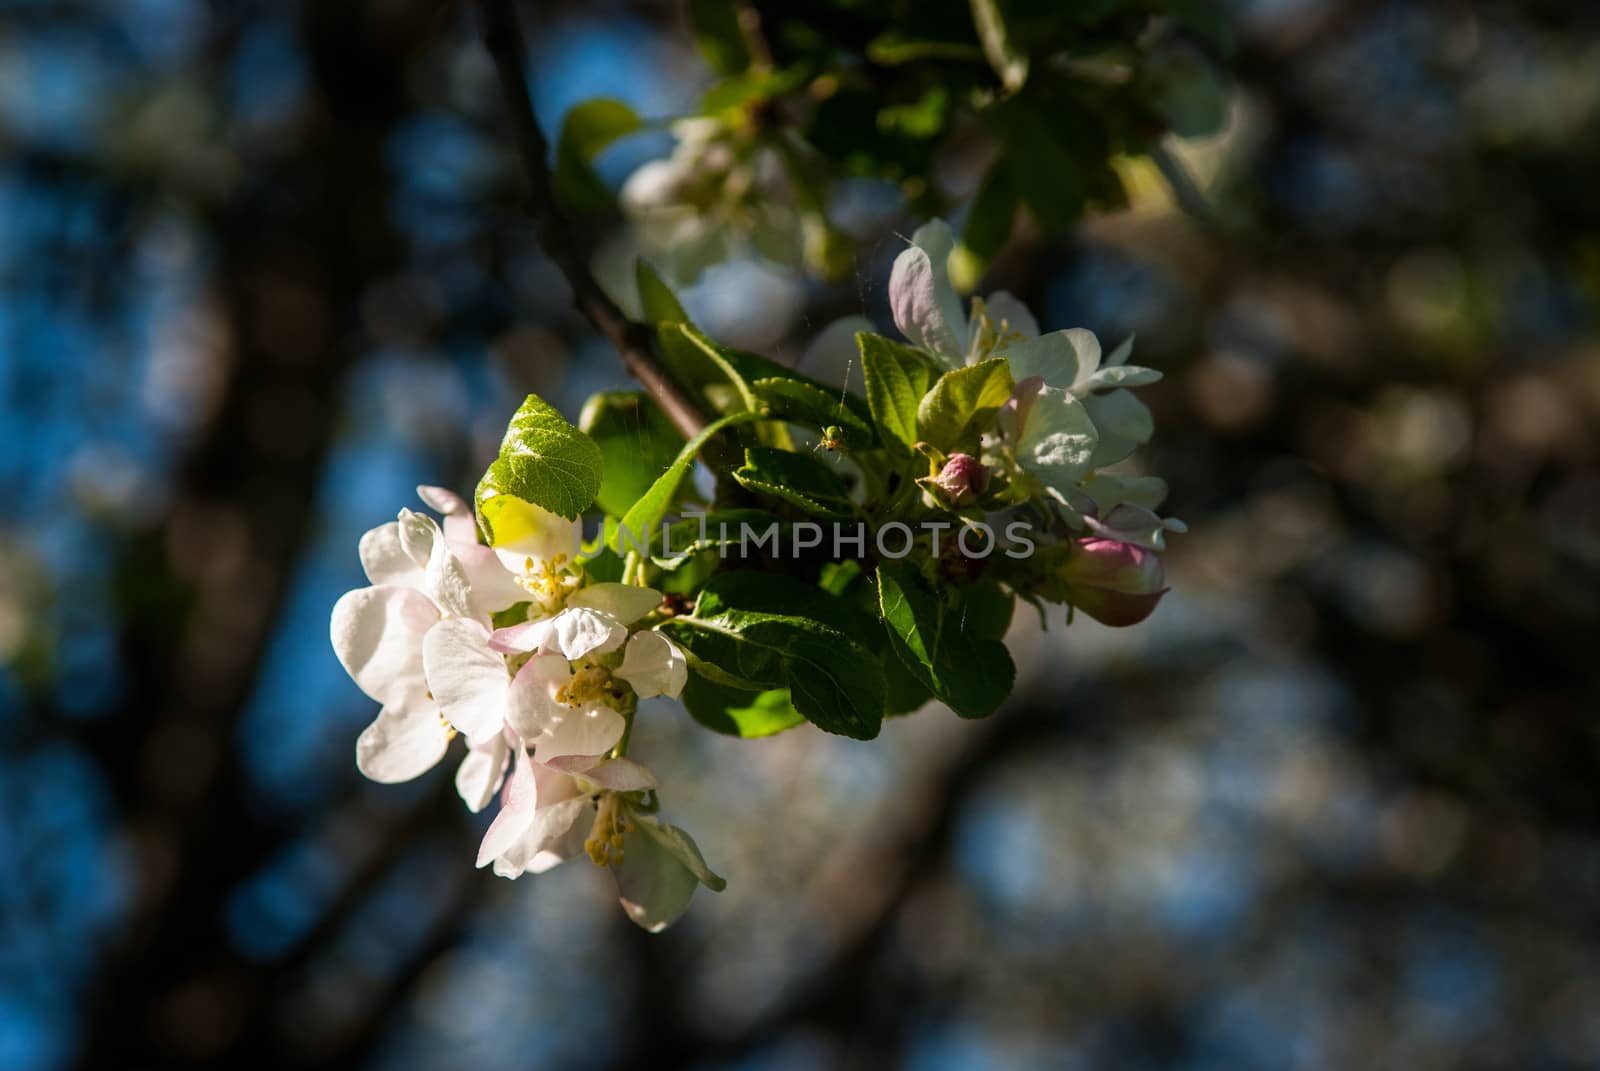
(887, 218), (1184, 538)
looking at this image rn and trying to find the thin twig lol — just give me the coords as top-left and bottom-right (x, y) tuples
(474, 0), (708, 441)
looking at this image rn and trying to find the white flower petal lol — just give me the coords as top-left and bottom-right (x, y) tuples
(1082, 389), (1154, 468)
(358, 523), (418, 587)
(569, 583), (662, 626)
(476, 749), (539, 868)
(615, 631), (687, 699)
(1081, 364), (1162, 392)
(421, 618), (509, 746)
(572, 756), (659, 792)
(888, 220), (967, 365)
(355, 705), (450, 783)
(330, 586), (437, 710)
(1080, 474), (1169, 514)
(396, 509), (438, 567)
(1015, 384), (1099, 499)
(455, 732), (509, 813)
(1105, 333), (1136, 367)
(504, 653), (572, 741)
(454, 543), (527, 617)
(535, 702), (626, 762)
(613, 818), (724, 933)
(549, 606), (628, 660)
(1003, 328), (1101, 390)
(983, 290), (1039, 340)
(1083, 503), (1172, 552)
(423, 537), (476, 622)
(614, 828), (700, 933)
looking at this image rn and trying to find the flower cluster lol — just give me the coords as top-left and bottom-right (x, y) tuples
(887, 219), (1184, 625)
(330, 487), (722, 932)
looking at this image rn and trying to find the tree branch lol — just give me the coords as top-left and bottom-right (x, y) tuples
(474, 0), (708, 442)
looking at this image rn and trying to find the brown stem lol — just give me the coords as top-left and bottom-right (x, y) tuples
(474, 0), (708, 441)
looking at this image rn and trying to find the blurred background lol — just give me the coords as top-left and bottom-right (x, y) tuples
(3, 0), (1600, 1068)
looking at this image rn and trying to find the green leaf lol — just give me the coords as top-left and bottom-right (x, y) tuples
(682, 675), (804, 737)
(970, 0), (1029, 93)
(579, 392), (683, 518)
(876, 561), (1015, 719)
(689, 0), (752, 75)
(732, 446), (853, 518)
(614, 410), (765, 554)
(658, 322), (760, 415)
(751, 377), (874, 448)
(553, 99), (643, 212)
(859, 332), (936, 458)
(662, 572), (885, 739)
(476, 393), (604, 536)
(917, 357), (1014, 455)
(882, 640), (934, 715)
(636, 259), (688, 324)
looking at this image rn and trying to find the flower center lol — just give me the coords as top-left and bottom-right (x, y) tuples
(583, 793), (635, 868)
(555, 664), (621, 707)
(515, 553), (579, 612)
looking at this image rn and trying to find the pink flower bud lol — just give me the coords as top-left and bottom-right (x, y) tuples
(1057, 538), (1168, 627)
(936, 453), (988, 498)
(917, 452), (990, 506)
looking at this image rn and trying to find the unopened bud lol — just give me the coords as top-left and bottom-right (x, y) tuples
(919, 453), (989, 506)
(1052, 538), (1168, 627)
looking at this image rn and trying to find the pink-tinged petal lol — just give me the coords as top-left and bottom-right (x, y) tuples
(488, 618), (554, 655)
(416, 485), (478, 546)
(564, 756), (658, 792)
(504, 654), (572, 741)
(1054, 536), (1169, 627)
(455, 732), (509, 813)
(888, 221), (966, 365)
(475, 750), (539, 867)
(358, 522), (419, 587)
(330, 586), (437, 709)
(983, 290), (1038, 340)
(421, 618), (508, 746)
(549, 606), (628, 660)
(355, 705), (450, 783)
(998, 375), (1045, 442)
(615, 631), (687, 700)
(492, 797), (592, 879)
(569, 583), (662, 626)
(533, 702), (626, 763)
